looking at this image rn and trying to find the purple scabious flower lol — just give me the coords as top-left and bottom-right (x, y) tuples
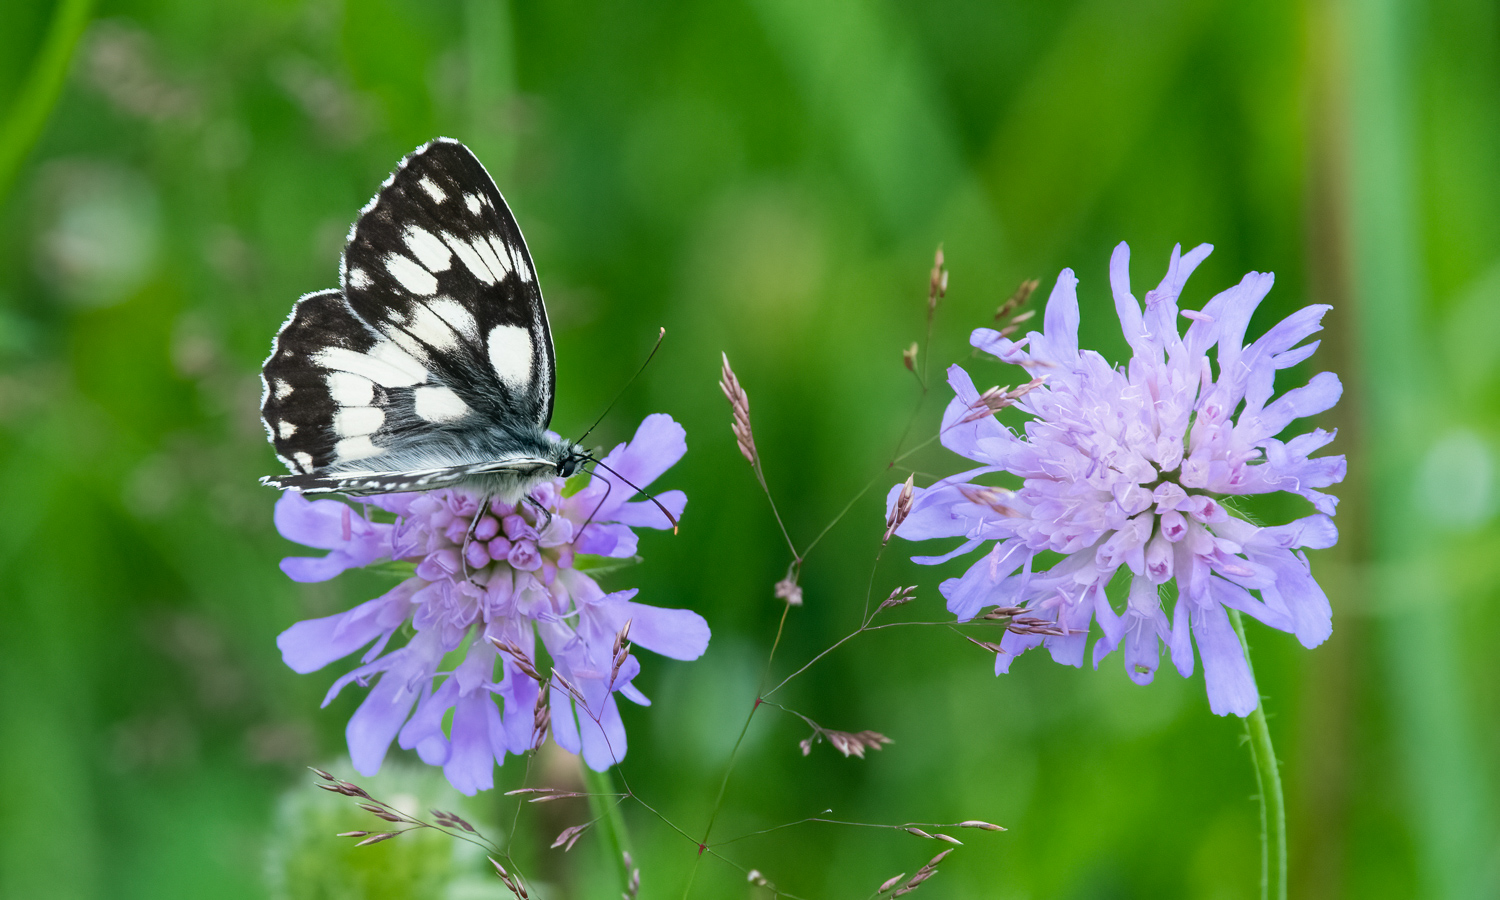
(890, 244), (1345, 716)
(274, 414), (710, 793)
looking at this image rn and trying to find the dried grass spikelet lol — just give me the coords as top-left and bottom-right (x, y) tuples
(877, 872), (908, 894)
(799, 726), (891, 758)
(530, 688), (550, 751)
(609, 618), (633, 686)
(432, 809), (476, 833)
(956, 484), (1023, 518)
(355, 831), (399, 846)
(489, 856), (529, 898)
(623, 851), (641, 898)
(884, 475), (915, 543)
(876, 585), (917, 615)
(928, 245), (949, 313)
(956, 378), (1045, 425)
(774, 575), (803, 607)
(719, 353), (758, 467)
(552, 822), (592, 851)
(902, 341), (919, 371)
(489, 638), (544, 682)
(888, 846), (955, 897)
(994, 278), (1038, 324)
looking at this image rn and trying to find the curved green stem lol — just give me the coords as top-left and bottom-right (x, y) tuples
(582, 766), (634, 893)
(1229, 608), (1286, 900)
(0, 0), (94, 205)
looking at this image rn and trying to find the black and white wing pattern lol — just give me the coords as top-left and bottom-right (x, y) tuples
(261, 138), (564, 495)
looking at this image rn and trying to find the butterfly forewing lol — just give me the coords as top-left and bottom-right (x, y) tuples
(340, 139), (554, 428)
(260, 138), (566, 496)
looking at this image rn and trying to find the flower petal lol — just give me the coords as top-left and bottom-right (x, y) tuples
(1190, 602), (1259, 717)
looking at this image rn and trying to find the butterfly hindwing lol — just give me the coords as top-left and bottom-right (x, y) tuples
(261, 288), (380, 475)
(339, 138), (555, 430)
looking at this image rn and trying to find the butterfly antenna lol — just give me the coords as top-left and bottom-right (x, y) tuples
(575, 327), (666, 445)
(590, 457), (679, 534)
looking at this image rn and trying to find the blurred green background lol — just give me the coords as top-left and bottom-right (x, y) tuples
(1, 0), (1497, 897)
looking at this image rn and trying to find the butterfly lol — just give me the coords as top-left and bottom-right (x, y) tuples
(259, 138), (592, 502)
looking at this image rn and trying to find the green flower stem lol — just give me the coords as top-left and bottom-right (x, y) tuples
(582, 765), (634, 892)
(0, 0), (94, 205)
(1229, 608), (1286, 900)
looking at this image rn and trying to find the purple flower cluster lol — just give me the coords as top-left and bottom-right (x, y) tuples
(275, 414), (710, 793)
(892, 244), (1345, 716)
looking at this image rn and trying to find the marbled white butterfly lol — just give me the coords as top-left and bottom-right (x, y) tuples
(259, 138), (592, 501)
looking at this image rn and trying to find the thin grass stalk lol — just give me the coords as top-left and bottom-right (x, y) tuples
(0, 0), (95, 205)
(1229, 609), (1285, 900)
(582, 765), (634, 893)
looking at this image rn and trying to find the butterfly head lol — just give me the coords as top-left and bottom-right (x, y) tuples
(556, 444), (591, 480)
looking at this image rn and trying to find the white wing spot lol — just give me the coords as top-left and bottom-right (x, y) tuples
(293, 451), (314, 472)
(487, 235), (524, 281)
(313, 344), (427, 388)
(407, 304), (459, 351)
(327, 371), (374, 406)
(335, 436), (381, 462)
(418, 177), (446, 203)
(385, 253), (438, 295)
(505, 238), (532, 283)
(428, 297), (478, 340)
(443, 231), (496, 285)
(475, 235), (511, 279)
(273, 380), (293, 400)
(369, 341), (429, 382)
(414, 385), (470, 423)
(348, 268), (372, 290)
(277, 420), (297, 439)
(334, 406), (385, 438)
(404, 226), (452, 272)
(465, 193), (482, 215)
(488, 324), (534, 388)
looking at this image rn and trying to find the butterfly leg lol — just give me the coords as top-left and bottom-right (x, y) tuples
(522, 493), (554, 533)
(577, 468), (614, 533)
(461, 493), (494, 582)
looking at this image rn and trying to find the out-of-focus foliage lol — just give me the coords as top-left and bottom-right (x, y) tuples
(0, 0), (1496, 898)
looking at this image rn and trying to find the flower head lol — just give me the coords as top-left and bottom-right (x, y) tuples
(275, 414), (710, 793)
(890, 243), (1345, 716)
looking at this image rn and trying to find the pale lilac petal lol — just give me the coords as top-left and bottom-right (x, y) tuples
(1247, 372), (1343, 441)
(444, 690), (504, 795)
(1169, 598), (1194, 678)
(575, 523), (639, 558)
(1034, 268), (1080, 366)
(1191, 602), (1259, 717)
(588, 599), (711, 661)
(1258, 550), (1333, 648)
(277, 581), (412, 673)
(571, 414), (686, 523)
(610, 491), (687, 530)
(274, 491), (354, 550)
(549, 681), (582, 755)
(345, 632), (443, 775)
(938, 365), (1018, 463)
(578, 690), (627, 772)
(1110, 242), (1151, 358)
